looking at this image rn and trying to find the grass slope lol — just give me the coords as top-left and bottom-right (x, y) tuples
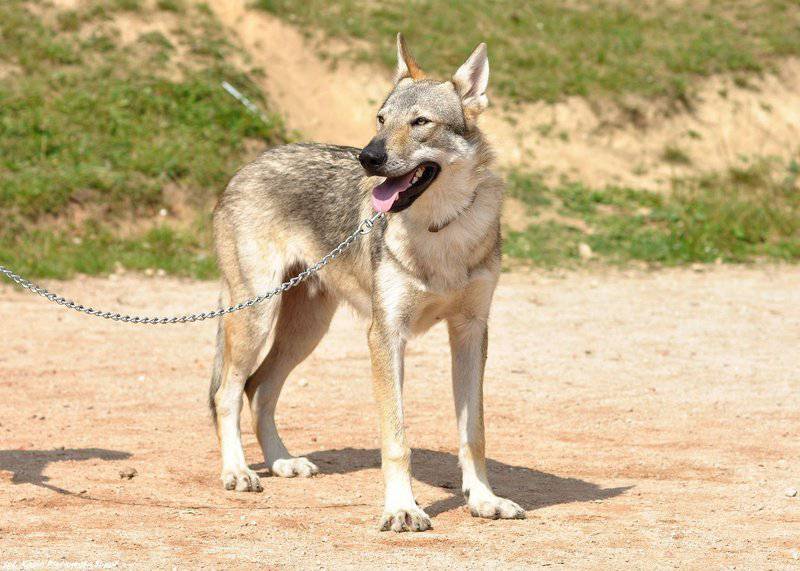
(505, 160), (800, 266)
(256, 0), (800, 103)
(0, 0), (286, 278)
(1, 1), (797, 279)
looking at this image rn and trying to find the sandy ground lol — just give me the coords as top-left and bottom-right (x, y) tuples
(1, 267), (799, 568)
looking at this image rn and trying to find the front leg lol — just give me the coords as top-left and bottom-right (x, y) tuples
(368, 319), (432, 532)
(448, 314), (525, 520)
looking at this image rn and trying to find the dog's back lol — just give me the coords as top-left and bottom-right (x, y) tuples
(214, 143), (371, 260)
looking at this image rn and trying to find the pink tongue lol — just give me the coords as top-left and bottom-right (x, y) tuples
(371, 170), (416, 213)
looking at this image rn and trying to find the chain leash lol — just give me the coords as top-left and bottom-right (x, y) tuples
(0, 212), (384, 325)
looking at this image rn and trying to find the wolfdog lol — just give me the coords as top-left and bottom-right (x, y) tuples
(209, 34), (524, 531)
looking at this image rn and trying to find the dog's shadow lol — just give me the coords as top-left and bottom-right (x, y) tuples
(0, 448), (131, 494)
(2, 447), (628, 515)
(292, 447), (630, 516)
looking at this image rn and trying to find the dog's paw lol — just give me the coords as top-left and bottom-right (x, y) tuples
(221, 468), (262, 492)
(271, 457), (319, 478)
(379, 506), (432, 532)
(466, 492), (525, 520)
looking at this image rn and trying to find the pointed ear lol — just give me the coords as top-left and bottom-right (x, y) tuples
(394, 33), (425, 83)
(452, 43), (489, 122)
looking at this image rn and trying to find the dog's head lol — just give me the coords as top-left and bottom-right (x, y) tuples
(360, 34), (490, 214)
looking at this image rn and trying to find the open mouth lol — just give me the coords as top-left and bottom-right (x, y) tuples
(371, 163), (441, 213)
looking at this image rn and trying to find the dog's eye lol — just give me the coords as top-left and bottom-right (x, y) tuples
(377, 115), (385, 124)
(411, 117), (430, 126)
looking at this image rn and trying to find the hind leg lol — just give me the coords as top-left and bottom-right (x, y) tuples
(245, 280), (337, 478)
(212, 286), (278, 492)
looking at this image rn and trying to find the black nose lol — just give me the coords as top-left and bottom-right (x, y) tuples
(359, 139), (387, 171)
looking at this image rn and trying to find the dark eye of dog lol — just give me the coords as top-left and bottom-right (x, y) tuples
(377, 115), (385, 124)
(411, 117), (430, 126)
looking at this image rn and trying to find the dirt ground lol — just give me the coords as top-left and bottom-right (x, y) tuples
(1, 267), (798, 568)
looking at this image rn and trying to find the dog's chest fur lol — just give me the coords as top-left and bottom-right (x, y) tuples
(369, 173), (503, 335)
(382, 192), (499, 290)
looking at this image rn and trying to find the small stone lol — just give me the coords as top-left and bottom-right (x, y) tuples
(578, 242), (593, 261)
(155, 269), (166, 277)
(144, 268), (155, 277)
(158, 208), (168, 217)
(119, 467), (137, 480)
(791, 549), (799, 560)
(298, 379), (309, 387)
(784, 487), (797, 497)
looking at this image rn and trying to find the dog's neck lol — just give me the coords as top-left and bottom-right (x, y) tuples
(403, 129), (494, 232)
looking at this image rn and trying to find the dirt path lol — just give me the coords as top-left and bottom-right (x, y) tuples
(206, 0), (800, 190)
(1, 267), (798, 568)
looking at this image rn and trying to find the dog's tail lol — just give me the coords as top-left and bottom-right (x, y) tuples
(208, 316), (224, 426)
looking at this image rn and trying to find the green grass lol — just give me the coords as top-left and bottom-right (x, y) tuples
(0, 0), (286, 279)
(661, 145), (692, 166)
(1, 224), (216, 280)
(255, 0), (800, 103)
(156, 0), (186, 12)
(504, 159), (800, 266)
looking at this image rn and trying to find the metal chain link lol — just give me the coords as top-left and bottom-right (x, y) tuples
(0, 212), (384, 325)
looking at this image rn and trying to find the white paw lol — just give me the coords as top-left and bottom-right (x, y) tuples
(271, 457), (319, 478)
(221, 468), (262, 492)
(380, 505), (432, 532)
(466, 491), (525, 520)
